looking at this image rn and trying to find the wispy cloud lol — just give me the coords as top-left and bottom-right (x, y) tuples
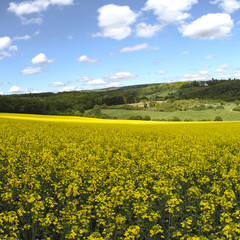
(87, 79), (106, 85)
(182, 51), (190, 55)
(135, 23), (162, 37)
(210, 0), (240, 14)
(21, 67), (43, 75)
(104, 72), (137, 81)
(120, 43), (158, 53)
(13, 35), (31, 40)
(49, 82), (66, 87)
(0, 82), (9, 86)
(58, 86), (81, 92)
(77, 55), (98, 63)
(205, 55), (214, 60)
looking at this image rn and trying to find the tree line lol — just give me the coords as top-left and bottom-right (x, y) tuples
(1, 79), (240, 115)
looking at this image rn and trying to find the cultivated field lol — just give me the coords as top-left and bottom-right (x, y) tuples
(102, 102), (240, 121)
(1, 113), (240, 239)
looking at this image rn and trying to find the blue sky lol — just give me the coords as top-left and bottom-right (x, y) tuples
(1, 0), (240, 94)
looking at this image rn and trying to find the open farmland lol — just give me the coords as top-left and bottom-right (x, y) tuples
(1, 114), (240, 239)
(101, 102), (240, 122)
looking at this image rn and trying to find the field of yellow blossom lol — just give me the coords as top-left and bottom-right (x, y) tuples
(1, 113), (240, 239)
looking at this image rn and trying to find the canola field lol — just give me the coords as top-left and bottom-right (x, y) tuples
(1, 113), (240, 239)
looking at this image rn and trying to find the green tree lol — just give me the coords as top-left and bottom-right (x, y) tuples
(143, 115), (151, 121)
(235, 100), (240, 106)
(214, 116), (223, 121)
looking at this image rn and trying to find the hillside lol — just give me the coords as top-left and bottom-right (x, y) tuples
(1, 79), (240, 117)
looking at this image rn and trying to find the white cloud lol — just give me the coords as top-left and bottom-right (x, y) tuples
(20, 17), (43, 25)
(8, 0), (74, 15)
(210, 0), (240, 13)
(95, 4), (138, 40)
(0, 92), (4, 95)
(216, 68), (224, 72)
(77, 55), (98, 63)
(157, 70), (166, 74)
(1, 52), (12, 58)
(220, 63), (231, 68)
(49, 81), (65, 87)
(234, 73), (240, 77)
(21, 53), (53, 75)
(120, 43), (149, 53)
(0, 37), (18, 59)
(181, 71), (210, 81)
(205, 55), (214, 60)
(161, 58), (170, 62)
(13, 35), (31, 40)
(182, 51), (190, 55)
(50, 0), (73, 5)
(8, 1), (49, 16)
(21, 67), (43, 75)
(76, 77), (92, 82)
(200, 70), (208, 75)
(9, 45), (18, 52)
(58, 86), (80, 92)
(0, 82), (8, 86)
(143, 0), (198, 24)
(9, 86), (29, 94)
(203, 64), (212, 68)
(221, 74), (232, 79)
(220, 70), (240, 79)
(106, 82), (121, 88)
(88, 79), (106, 85)
(34, 30), (40, 36)
(8, 0), (73, 24)
(179, 13), (233, 39)
(0, 37), (12, 51)
(135, 22), (162, 37)
(104, 72), (137, 81)
(32, 53), (54, 65)
(120, 43), (159, 53)
(30, 90), (42, 93)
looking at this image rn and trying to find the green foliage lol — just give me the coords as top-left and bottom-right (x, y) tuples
(193, 104), (207, 111)
(129, 115), (143, 120)
(129, 114), (152, 120)
(152, 119), (167, 121)
(184, 119), (193, 122)
(234, 100), (240, 106)
(168, 116), (181, 121)
(149, 101), (156, 108)
(83, 105), (110, 119)
(232, 106), (240, 111)
(105, 104), (144, 110)
(214, 116), (223, 121)
(216, 105), (224, 109)
(143, 115), (151, 121)
(2, 78), (240, 117)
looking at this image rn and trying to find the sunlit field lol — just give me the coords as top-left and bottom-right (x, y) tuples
(1, 113), (240, 239)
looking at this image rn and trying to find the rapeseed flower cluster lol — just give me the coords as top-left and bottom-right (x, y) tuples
(1, 115), (240, 239)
